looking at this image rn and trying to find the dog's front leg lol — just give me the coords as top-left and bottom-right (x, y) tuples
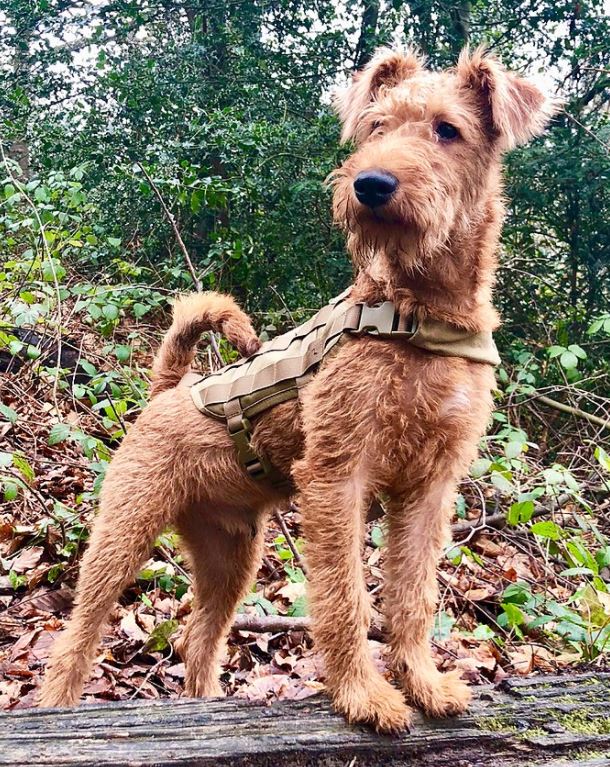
(294, 388), (411, 732)
(384, 480), (471, 718)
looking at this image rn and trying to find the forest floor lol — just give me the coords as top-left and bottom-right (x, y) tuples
(1, 303), (609, 710)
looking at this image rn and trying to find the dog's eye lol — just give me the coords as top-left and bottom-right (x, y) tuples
(435, 122), (460, 141)
(371, 120), (383, 132)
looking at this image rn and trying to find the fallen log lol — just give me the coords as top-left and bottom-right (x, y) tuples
(1, 672), (609, 766)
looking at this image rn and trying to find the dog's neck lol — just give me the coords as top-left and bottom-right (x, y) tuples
(351, 199), (502, 333)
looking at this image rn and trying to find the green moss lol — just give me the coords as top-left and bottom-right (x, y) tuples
(475, 715), (519, 733)
(558, 710), (610, 735)
(521, 727), (545, 738)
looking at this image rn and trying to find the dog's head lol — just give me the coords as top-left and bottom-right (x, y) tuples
(330, 47), (557, 270)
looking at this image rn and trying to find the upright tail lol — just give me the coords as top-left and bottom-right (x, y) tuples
(151, 292), (260, 398)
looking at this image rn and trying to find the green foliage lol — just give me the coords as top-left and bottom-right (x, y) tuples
(0, 0), (608, 675)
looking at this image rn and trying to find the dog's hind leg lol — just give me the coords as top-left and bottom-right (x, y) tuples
(176, 512), (265, 698)
(38, 441), (182, 708)
(384, 477), (472, 717)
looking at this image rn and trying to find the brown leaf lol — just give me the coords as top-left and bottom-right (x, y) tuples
(29, 586), (74, 615)
(10, 547), (44, 574)
(119, 610), (148, 643)
(165, 663), (185, 679)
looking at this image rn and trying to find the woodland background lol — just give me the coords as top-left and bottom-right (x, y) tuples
(0, 0), (609, 708)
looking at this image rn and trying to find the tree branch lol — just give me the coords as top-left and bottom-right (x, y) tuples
(534, 394), (610, 431)
(136, 162), (202, 292)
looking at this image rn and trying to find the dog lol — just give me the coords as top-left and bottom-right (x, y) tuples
(38, 46), (554, 732)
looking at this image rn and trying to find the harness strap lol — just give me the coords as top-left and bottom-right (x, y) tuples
(190, 293), (499, 489)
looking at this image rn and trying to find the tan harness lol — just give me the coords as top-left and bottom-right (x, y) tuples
(190, 289), (500, 485)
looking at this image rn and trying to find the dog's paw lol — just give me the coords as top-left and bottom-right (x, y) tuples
(184, 674), (224, 698)
(400, 668), (471, 718)
(332, 674), (412, 734)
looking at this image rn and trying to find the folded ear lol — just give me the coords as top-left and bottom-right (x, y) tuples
(334, 48), (424, 143)
(457, 47), (559, 150)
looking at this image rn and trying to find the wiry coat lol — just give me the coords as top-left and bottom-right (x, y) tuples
(39, 46), (555, 732)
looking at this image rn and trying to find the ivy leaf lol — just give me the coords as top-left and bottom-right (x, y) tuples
(0, 403), (18, 423)
(102, 303), (119, 321)
(114, 344), (131, 362)
(48, 422), (71, 445)
(3, 481), (19, 501)
(530, 520), (563, 540)
(145, 619), (179, 652)
(133, 302), (150, 319)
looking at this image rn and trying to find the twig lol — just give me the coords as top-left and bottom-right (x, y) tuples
(135, 162), (202, 292)
(534, 394), (610, 431)
(136, 161), (226, 366)
(451, 492), (572, 536)
(563, 110), (610, 153)
(273, 506), (308, 576)
(232, 613), (383, 641)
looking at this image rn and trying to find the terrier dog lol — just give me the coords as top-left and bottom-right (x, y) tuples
(39, 47), (554, 732)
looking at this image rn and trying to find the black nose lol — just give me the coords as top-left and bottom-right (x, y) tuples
(353, 170), (398, 208)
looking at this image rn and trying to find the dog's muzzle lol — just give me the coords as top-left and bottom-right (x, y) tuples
(353, 170), (398, 208)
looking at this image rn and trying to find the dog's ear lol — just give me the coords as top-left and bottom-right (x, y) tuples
(457, 46), (559, 150)
(334, 48), (423, 143)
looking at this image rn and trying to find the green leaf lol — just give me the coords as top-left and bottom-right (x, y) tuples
(470, 458), (491, 478)
(8, 570), (26, 589)
(284, 565), (306, 583)
(371, 525), (385, 548)
(507, 500), (534, 526)
(133, 302), (150, 319)
(560, 567), (595, 577)
(491, 470), (513, 493)
(547, 345), (565, 358)
(48, 422), (71, 445)
(107, 237), (122, 247)
(0, 452), (13, 468)
(504, 441), (524, 459)
(502, 602), (525, 628)
(543, 468), (564, 485)
(559, 350), (578, 369)
(432, 610), (455, 640)
(3, 481), (19, 501)
(145, 619), (179, 652)
(288, 595), (308, 617)
(80, 360), (97, 376)
(114, 344), (131, 362)
(530, 520), (563, 540)
(594, 446), (610, 473)
(472, 624), (496, 640)
(567, 344), (587, 359)
(12, 454), (34, 482)
(0, 403), (18, 423)
(102, 303), (119, 321)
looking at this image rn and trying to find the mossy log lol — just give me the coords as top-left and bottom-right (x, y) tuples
(1, 673), (609, 766)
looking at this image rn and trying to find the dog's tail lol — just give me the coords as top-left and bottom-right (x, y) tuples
(150, 292), (260, 398)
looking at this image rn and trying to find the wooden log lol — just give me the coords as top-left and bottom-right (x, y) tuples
(0, 672), (609, 766)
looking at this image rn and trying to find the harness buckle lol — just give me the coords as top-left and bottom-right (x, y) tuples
(226, 409), (274, 482)
(356, 302), (418, 338)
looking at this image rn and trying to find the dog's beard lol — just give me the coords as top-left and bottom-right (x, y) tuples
(333, 185), (455, 272)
